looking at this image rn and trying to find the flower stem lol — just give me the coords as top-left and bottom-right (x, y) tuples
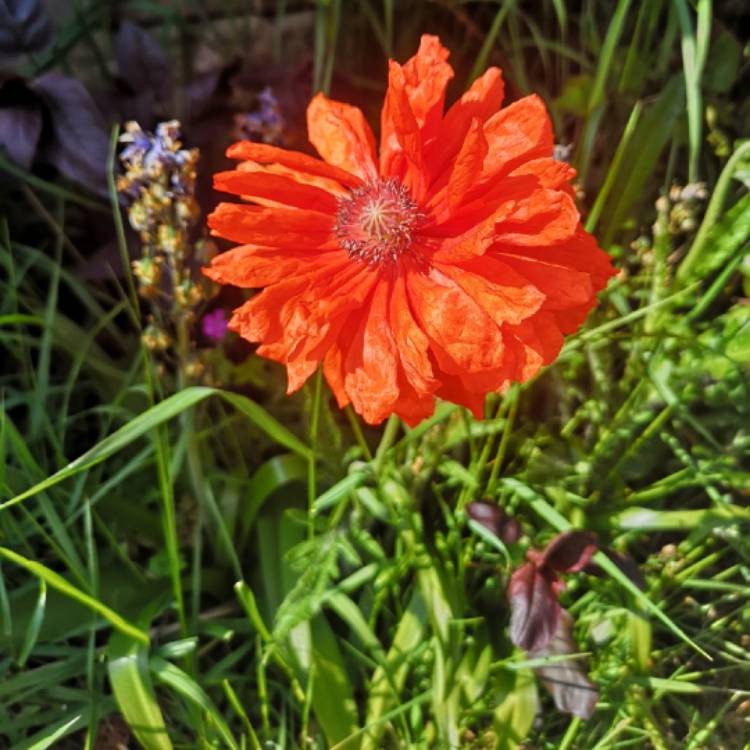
(307, 367), (324, 528)
(486, 385), (520, 496)
(374, 413), (401, 474)
(346, 405), (373, 461)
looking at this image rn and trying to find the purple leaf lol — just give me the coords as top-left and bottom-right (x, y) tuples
(539, 531), (598, 573)
(0, 0), (51, 60)
(31, 73), (109, 195)
(530, 608), (599, 719)
(0, 76), (41, 168)
(508, 562), (560, 652)
(116, 21), (172, 96)
(467, 501), (522, 544)
(584, 548), (645, 590)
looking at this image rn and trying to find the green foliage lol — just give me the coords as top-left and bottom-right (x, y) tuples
(0, 1), (749, 749)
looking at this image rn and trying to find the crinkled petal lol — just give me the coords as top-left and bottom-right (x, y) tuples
(510, 157), (576, 190)
(494, 252), (594, 310)
(425, 66), (504, 182)
(406, 266), (507, 380)
(307, 93), (378, 181)
(226, 140), (362, 188)
(504, 312), (565, 381)
(480, 95), (553, 183)
(380, 34), (453, 197)
(208, 203), (335, 247)
(204, 245), (344, 288)
(436, 256), (545, 326)
(493, 188), (579, 246)
(505, 228), (616, 291)
(445, 118), (489, 211)
(389, 272), (438, 396)
(343, 280), (400, 424)
(400, 35), (454, 135)
(214, 170), (339, 213)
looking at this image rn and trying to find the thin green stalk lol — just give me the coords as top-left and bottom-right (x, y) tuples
(346, 405), (373, 461)
(373, 413), (400, 474)
(308, 367), (324, 521)
(486, 385), (520, 496)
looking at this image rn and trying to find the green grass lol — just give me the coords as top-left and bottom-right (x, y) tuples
(1, 1), (749, 748)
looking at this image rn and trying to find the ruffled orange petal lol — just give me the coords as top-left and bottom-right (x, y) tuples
(226, 140), (362, 189)
(494, 252), (594, 310)
(380, 34), (453, 197)
(214, 170), (339, 213)
(208, 203), (335, 247)
(399, 34), (454, 137)
(406, 266), (507, 381)
(425, 67), (504, 181)
(322, 340), (349, 409)
(480, 95), (553, 183)
(307, 93), (378, 182)
(493, 188), (579, 246)
(504, 312), (565, 381)
(389, 272), (438, 396)
(445, 118), (489, 212)
(204, 245), (343, 288)
(343, 281), (401, 424)
(436, 256), (545, 326)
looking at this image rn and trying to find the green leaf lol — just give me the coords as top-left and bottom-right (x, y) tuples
(17, 579), (46, 667)
(704, 30), (742, 93)
(493, 669), (538, 750)
(0, 546), (149, 644)
(151, 657), (240, 750)
(108, 633), (173, 750)
(1, 386), (310, 512)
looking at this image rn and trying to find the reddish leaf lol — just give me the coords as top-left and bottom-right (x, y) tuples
(508, 562), (560, 651)
(530, 608), (599, 719)
(467, 500), (522, 544)
(540, 530), (598, 573)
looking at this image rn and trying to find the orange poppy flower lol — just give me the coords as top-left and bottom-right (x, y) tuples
(204, 35), (615, 426)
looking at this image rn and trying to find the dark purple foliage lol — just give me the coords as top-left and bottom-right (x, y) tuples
(507, 562), (561, 652)
(530, 609), (599, 719)
(466, 500), (522, 544)
(539, 530), (598, 573)
(0, 0), (51, 60)
(31, 74), (109, 195)
(0, 77), (41, 167)
(116, 21), (172, 97)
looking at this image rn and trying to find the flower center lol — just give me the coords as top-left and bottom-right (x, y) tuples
(334, 178), (423, 265)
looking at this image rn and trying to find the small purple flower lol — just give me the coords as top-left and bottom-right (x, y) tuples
(202, 308), (228, 342)
(234, 86), (285, 145)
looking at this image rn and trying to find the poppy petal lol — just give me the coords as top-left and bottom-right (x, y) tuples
(343, 281), (401, 424)
(226, 140), (362, 188)
(389, 272), (438, 396)
(214, 170), (339, 213)
(307, 93), (379, 181)
(208, 203), (335, 247)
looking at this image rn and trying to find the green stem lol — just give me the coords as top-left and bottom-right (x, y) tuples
(374, 413), (401, 474)
(346, 405), (373, 461)
(486, 385), (520, 496)
(308, 368), (324, 525)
